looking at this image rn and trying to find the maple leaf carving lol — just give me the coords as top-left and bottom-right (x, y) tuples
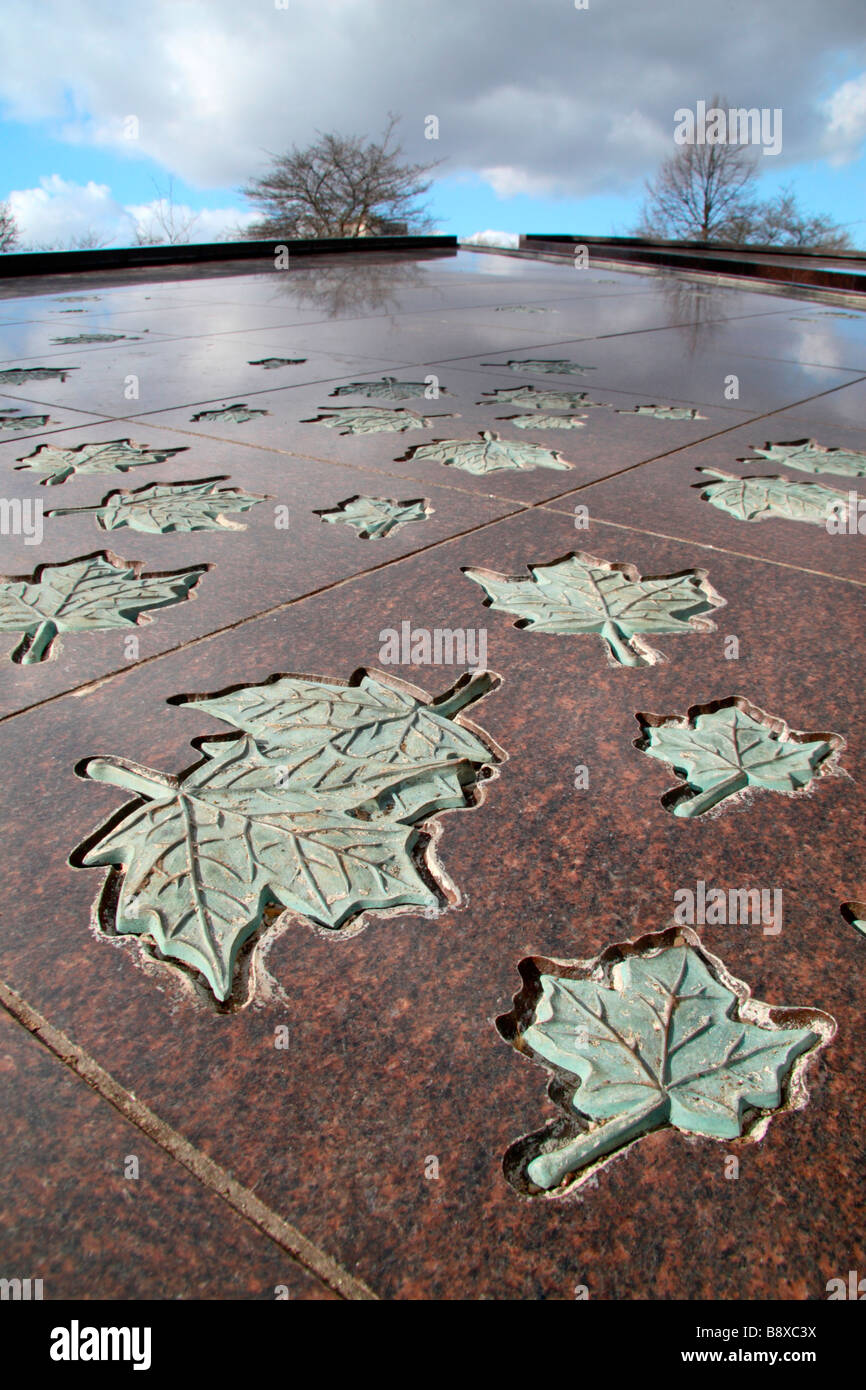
(464, 551), (725, 666)
(478, 387), (609, 410)
(0, 367), (77, 386)
(499, 413), (587, 430)
(0, 553), (207, 664)
(50, 333), (136, 344)
(46, 478), (266, 533)
(405, 430), (571, 475)
(617, 405), (707, 420)
(315, 495), (431, 539)
(745, 439), (866, 478)
(330, 377), (451, 400)
(247, 358), (307, 369)
(481, 358), (596, 375)
(636, 697), (842, 817)
(301, 406), (451, 433)
(72, 669), (502, 1001)
(498, 929), (831, 1195)
(695, 467), (849, 524)
(15, 438), (189, 486)
(190, 404), (269, 424)
(0, 411), (50, 432)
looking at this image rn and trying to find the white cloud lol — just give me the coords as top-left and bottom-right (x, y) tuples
(0, 0), (864, 200)
(460, 230), (520, 248)
(8, 176), (255, 249)
(479, 167), (559, 199)
(823, 72), (866, 164)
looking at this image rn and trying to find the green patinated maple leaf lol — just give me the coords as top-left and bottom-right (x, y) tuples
(492, 304), (554, 314)
(747, 439), (866, 478)
(46, 478), (267, 533)
(301, 406), (450, 433)
(73, 669), (500, 1000)
(0, 367), (77, 385)
(482, 358), (596, 375)
(637, 699), (840, 817)
(695, 467), (849, 524)
(247, 358), (307, 369)
(0, 553), (207, 664)
(330, 377), (450, 401)
(618, 405), (707, 420)
(0, 411), (50, 432)
(315, 495), (431, 539)
(190, 404), (269, 424)
(50, 333), (137, 344)
(478, 387), (610, 410)
(15, 438), (189, 486)
(498, 413), (586, 430)
(464, 552), (724, 666)
(407, 429), (571, 475)
(500, 933), (826, 1194)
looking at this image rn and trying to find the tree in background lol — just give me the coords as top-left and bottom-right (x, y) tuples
(637, 103), (851, 251)
(242, 115), (437, 238)
(0, 200), (20, 252)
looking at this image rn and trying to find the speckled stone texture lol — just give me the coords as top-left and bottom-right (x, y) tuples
(0, 249), (864, 1299)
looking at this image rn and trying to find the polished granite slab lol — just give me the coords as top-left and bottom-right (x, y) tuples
(0, 249), (863, 1301)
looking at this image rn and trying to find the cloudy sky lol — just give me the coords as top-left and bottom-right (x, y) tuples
(1, 0), (865, 248)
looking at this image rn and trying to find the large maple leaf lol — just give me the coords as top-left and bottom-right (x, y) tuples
(0, 411), (50, 433)
(46, 478), (266, 533)
(481, 358), (596, 375)
(464, 551), (725, 666)
(498, 930), (830, 1194)
(301, 406), (451, 433)
(72, 669), (502, 1001)
(190, 404), (269, 424)
(16, 438), (189, 486)
(248, 357), (307, 369)
(746, 439), (866, 478)
(406, 429), (571, 475)
(636, 697), (842, 817)
(0, 553), (207, 664)
(501, 413), (587, 430)
(695, 467), (848, 523)
(330, 377), (451, 400)
(478, 387), (610, 410)
(315, 495), (431, 539)
(0, 367), (77, 386)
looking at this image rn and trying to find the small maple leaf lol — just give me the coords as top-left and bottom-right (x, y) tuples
(72, 668), (502, 1001)
(301, 406), (450, 433)
(50, 333), (136, 344)
(315, 495), (431, 539)
(0, 411), (50, 432)
(636, 697), (842, 817)
(492, 304), (554, 314)
(405, 429), (571, 475)
(464, 551), (725, 666)
(695, 467), (849, 524)
(46, 478), (267, 533)
(0, 367), (77, 386)
(247, 358), (307, 369)
(0, 553), (207, 664)
(15, 438), (189, 486)
(481, 358), (596, 375)
(617, 405), (707, 420)
(190, 404), (269, 424)
(745, 439), (866, 478)
(330, 377), (451, 400)
(497, 413), (587, 430)
(478, 387), (609, 410)
(498, 928), (831, 1195)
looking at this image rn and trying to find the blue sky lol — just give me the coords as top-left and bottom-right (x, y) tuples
(2, 0), (865, 249)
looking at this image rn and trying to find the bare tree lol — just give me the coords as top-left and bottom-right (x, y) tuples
(129, 179), (200, 245)
(242, 114), (437, 238)
(0, 200), (20, 252)
(636, 140), (759, 242)
(637, 99), (851, 250)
